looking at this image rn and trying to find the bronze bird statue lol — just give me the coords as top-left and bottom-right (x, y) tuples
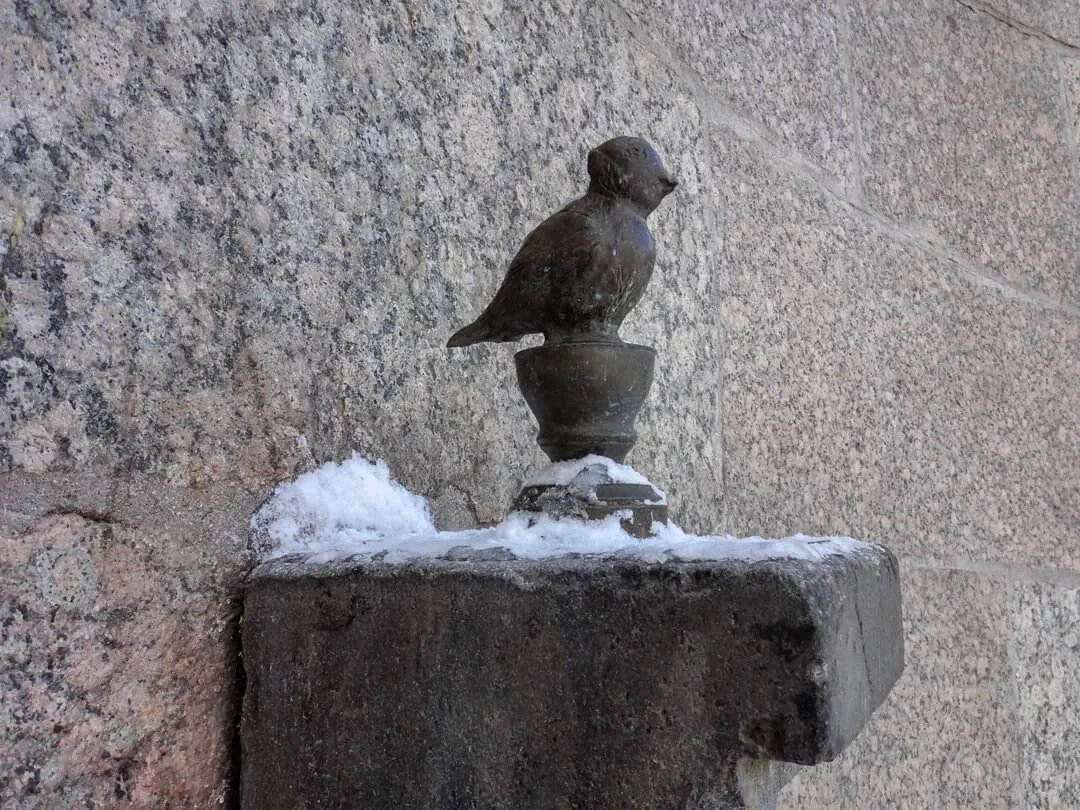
(447, 136), (677, 347)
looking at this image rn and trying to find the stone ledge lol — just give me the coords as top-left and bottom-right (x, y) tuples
(241, 542), (902, 809)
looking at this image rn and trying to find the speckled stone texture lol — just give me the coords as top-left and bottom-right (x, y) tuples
(851, 0), (1080, 306)
(1066, 57), (1080, 154)
(783, 570), (1080, 809)
(1, 1), (718, 804)
(975, 0), (1080, 48)
(715, 131), (1080, 571)
(241, 545), (902, 810)
(3, 0), (1079, 805)
(782, 567), (1018, 808)
(0, 0), (718, 518)
(1012, 581), (1080, 809)
(615, 0), (857, 188)
(1, 476), (252, 807)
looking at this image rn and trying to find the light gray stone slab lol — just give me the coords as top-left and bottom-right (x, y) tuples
(1011, 580), (1080, 809)
(0, 0), (722, 530)
(850, 0), (1080, 306)
(616, 0), (857, 187)
(781, 567), (1017, 808)
(713, 131), (1080, 570)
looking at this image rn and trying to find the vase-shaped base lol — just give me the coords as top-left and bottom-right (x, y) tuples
(515, 342), (655, 463)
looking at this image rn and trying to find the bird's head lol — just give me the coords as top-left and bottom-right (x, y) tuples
(587, 136), (678, 215)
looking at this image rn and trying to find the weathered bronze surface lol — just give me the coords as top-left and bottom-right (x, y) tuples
(448, 137), (678, 532)
(446, 136), (677, 347)
(515, 341), (655, 463)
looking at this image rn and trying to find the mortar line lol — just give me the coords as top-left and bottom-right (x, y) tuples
(604, 0), (848, 192)
(702, 87), (1080, 317)
(606, 0), (1080, 322)
(953, 0), (1080, 56)
(900, 555), (1080, 587)
(1003, 567), (1028, 810)
(1057, 53), (1080, 206)
(838, 0), (867, 206)
(709, 97), (1080, 318)
(835, 196), (1080, 318)
(700, 119), (729, 535)
(713, 92), (1080, 318)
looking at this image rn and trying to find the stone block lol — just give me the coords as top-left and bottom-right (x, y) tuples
(615, 0), (856, 186)
(0, 0), (722, 527)
(0, 508), (247, 808)
(1011, 580), (1080, 809)
(713, 132), (1080, 569)
(241, 543), (902, 809)
(850, 0), (1080, 305)
(781, 567), (1017, 808)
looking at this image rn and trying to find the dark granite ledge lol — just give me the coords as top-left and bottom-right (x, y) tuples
(241, 542), (903, 809)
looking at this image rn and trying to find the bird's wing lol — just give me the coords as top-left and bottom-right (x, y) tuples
(480, 207), (607, 333)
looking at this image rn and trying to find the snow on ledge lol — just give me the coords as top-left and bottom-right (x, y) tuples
(523, 454), (667, 505)
(251, 453), (874, 565)
(525, 454), (657, 488)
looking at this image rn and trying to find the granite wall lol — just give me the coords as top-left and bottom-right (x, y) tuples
(1, 0), (1077, 807)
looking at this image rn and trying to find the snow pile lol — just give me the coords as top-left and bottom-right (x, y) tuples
(252, 454), (871, 564)
(251, 454), (434, 557)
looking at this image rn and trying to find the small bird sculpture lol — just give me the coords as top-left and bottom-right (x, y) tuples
(447, 136), (677, 347)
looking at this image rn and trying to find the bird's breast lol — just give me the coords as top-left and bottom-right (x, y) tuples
(628, 217), (654, 254)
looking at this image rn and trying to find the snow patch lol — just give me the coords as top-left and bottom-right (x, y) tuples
(252, 454), (873, 565)
(526, 455), (657, 488)
(251, 454), (434, 557)
(523, 454), (667, 506)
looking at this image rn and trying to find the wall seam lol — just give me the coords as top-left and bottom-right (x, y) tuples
(607, 0), (1080, 322)
(605, 0), (851, 198)
(838, 0), (866, 206)
(603, 0), (737, 532)
(900, 556), (1080, 587)
(834, 197), (1080, 317)
(703, 99), (1080, 319)
(1056, 53), (1080, 205)
(952, 0), (1080, 55)
(1003, 568), (1027, 810)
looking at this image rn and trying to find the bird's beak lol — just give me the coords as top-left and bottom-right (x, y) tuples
(663, 176), (678, 193)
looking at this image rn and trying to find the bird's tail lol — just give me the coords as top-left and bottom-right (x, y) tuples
(446, 318), (491, 348)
